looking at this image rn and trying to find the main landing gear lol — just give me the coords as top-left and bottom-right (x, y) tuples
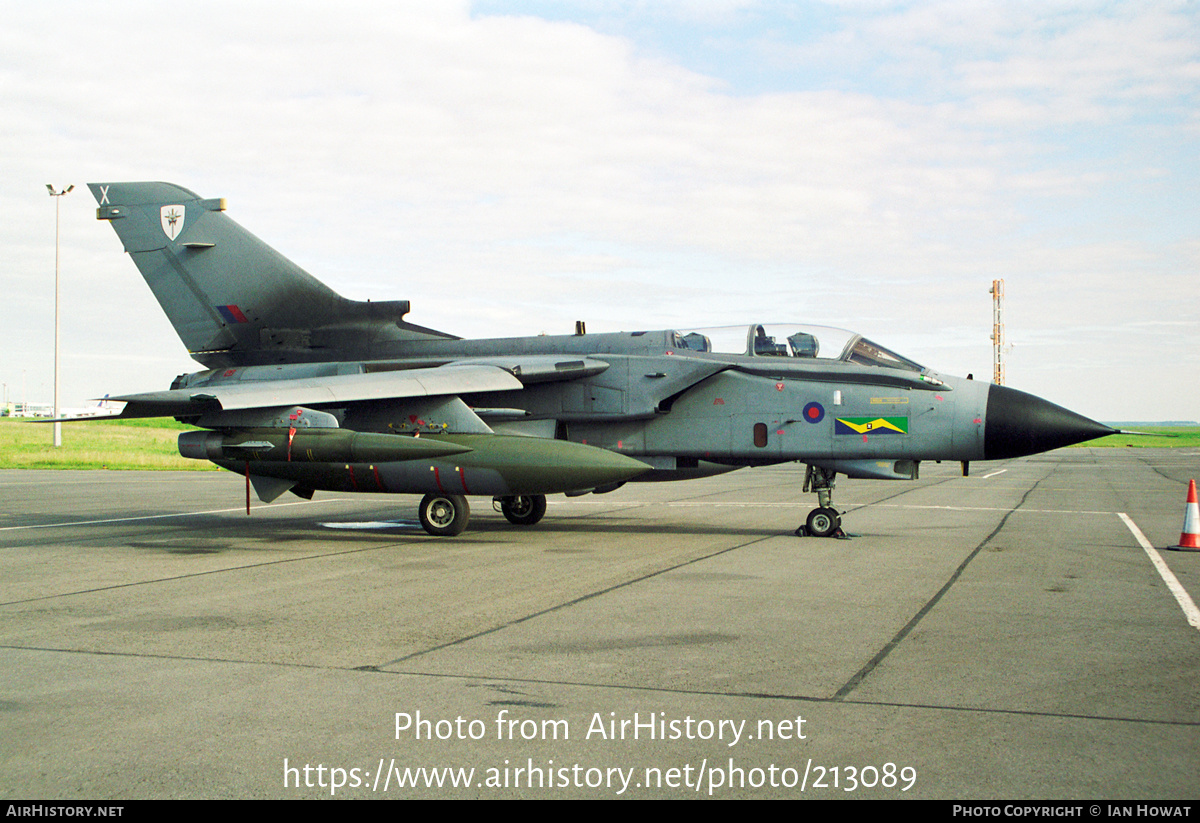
(416, 493), (549, 536)
(418, 493), (470, 537)
(797, 465), (847, 538)
(494, 494), (548, 526)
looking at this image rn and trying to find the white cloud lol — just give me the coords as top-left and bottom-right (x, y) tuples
(0, 0), (1195, 420)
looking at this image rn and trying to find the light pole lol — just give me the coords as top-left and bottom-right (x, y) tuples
(47, 184), (73, 446)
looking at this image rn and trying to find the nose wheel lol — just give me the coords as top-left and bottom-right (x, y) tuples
(797, 465), (847, 538)
(804, 507), (842, 538)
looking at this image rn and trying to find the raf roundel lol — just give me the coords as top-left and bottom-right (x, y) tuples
(803, 402), (825, 424)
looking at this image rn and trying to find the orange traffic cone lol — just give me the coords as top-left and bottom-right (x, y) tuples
(1171, 479), (1200, 552)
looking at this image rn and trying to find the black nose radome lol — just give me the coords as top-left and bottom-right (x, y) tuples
(984, 384), (1113, 460)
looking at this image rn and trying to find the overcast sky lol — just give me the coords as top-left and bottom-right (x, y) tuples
(3, 1), (1197, 422)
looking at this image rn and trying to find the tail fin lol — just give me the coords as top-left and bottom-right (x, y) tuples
(88, 182), (453, 368)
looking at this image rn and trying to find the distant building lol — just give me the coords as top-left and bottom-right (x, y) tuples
(4, 403), (119, 419)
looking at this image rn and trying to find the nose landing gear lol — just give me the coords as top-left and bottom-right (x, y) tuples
(796, 465), (847, 538)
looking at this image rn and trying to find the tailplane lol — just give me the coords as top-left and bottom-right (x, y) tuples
(89, 182), (453, 368)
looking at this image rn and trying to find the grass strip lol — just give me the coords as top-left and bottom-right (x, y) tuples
(0, 418), (215, 470)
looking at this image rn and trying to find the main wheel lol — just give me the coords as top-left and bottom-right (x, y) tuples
(499, 494), (547, 526)
(805, 507), (841, 538)
(418, 494), (470, 537)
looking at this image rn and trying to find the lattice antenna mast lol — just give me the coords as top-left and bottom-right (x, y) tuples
(989, 279), (1005, 385)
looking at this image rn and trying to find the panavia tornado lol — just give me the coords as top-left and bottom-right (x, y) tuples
(84, 182), (1113, 536)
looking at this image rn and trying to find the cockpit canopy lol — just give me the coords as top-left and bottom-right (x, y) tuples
(670, 324), (926, 373)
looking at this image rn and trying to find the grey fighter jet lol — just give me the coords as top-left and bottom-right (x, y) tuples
(85, 182), (1112, 536)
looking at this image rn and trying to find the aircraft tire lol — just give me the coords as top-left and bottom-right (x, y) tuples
(499, 494), (547, 526)
(418, 493), (470, 537)
(806, 507), (841, 538)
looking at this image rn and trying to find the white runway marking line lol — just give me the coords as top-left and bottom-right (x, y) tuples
(553, 501), (1123, 515)
(0, 498), (348, 532)
(1119, 512), (1200, 632)
(874, 503), (1119, 515)
(981, 469), (1008, 479)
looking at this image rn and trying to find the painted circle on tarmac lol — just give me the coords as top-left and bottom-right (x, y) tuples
(803, 402), (825, 423)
